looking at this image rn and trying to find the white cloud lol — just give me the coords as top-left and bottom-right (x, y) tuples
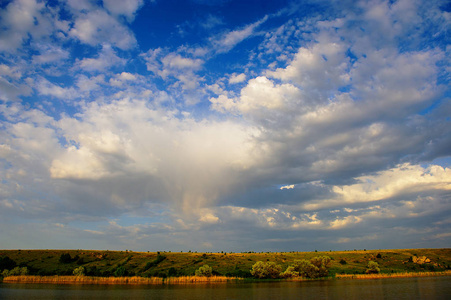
(76, 74), (105, 92)
(69, 9), (137, 50)
(0, 64), (22, 79)
(213, 16), (268, 53)
(0, 77), (31, 102)
(280, 184), (295, 190)
(142, 49), (205, 93)
(48, 98), (261, 214)
(229, 73), (246, 84)
(198, 209), (220, 224)
(103, 0), (144, 22)
(110, 72), (138, 87)
(76, 44), (127, 72)
(161, 54), (203, 73)
(0, 0), (45, 52)
(36, 78), (77, 100)
(267, 40), (350, 101)
(211, 76), (301, 116)
(302, 164), (451, 211)
(32, 44), (70, 65)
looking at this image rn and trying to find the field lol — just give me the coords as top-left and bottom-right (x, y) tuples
(1, 248), (450, 281)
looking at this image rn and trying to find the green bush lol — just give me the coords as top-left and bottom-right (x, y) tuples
(73, 266), (85, 276)
(280, 266), (299, 278)
(114, 266), (127, 277)
(250, 261), (282, 279)
(310, 256), (331, 277)
(291, 256), (331, 278)
(195, 264), (213, 277)
(366, 261), (380, 274)
(2, 267), (28, 277)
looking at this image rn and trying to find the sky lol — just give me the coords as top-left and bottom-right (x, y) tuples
(0, 0), (450, 252)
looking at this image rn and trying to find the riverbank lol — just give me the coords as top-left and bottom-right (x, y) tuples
(1, 248), (450, 279)
(335, 270), (451, 279)
(2, 270), (451, 285)
(1, 275), (241, 285)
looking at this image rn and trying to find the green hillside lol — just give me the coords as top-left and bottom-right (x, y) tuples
(1, 248), (450, 279)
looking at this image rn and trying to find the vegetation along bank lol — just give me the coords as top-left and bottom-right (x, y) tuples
(1, 248), (450, 284)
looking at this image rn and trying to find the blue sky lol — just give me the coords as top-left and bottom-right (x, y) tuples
(0, 0), (450, 252)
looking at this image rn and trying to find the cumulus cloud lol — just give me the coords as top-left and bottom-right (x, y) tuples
(76, 44), (127, 72)
(228, 73), (246, 84)
(32, 44), (70, 65)
(69, 9), (137, 49)
(0, 0), (449, 251)
(0, 0), (45, 52)
(46, 99), (261, 216)
(36, 77), (77, 100)
(103, 0), (144, 22)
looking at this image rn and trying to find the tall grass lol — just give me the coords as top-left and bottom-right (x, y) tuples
(335, 270), (451, 279)
(2, 275), (241, 285)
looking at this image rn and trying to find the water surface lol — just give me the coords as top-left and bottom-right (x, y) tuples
(1, 276), (449, 299)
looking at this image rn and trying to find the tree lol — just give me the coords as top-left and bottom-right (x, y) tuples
(280, 266), (299, 278)
(195, 265), (213, 277)
(291, 256), (332, 278)
(250, 261), (282, 279)
(310, 256), (331, 277)
(292, 259), (318, 278)
(0, 256), (17, 271)
(73, 266), (85, 276)
(366, 261), (380, 274)
(59, 253), (72, 264)
(114, 266), (127, 277)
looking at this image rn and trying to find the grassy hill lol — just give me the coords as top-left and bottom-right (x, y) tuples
(1, 248), (450, 279)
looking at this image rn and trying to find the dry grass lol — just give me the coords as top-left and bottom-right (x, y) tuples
(2, 275), (240, 285)
(335, 270), (451, 280)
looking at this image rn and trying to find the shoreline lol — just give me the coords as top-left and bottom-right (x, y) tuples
(2, 271), (451, 285)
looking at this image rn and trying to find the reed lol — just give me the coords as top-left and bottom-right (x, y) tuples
(335, 270), (451, 280)
(2, 275), (241, 285)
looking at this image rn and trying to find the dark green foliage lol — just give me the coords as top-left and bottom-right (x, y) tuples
(59, 253), (73, 264)
(339, 259), (347, 265)
(143, 254), (167, 272)
(167, 267), (177, 277)
(114, 266), (127, 277)
(0, 256), (17, 270)
(86, 266), (102, 276)
(76, 257), (85, 265)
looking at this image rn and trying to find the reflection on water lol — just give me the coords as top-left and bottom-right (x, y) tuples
(0, 276), (450, 300)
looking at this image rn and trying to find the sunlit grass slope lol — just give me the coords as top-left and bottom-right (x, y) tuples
(1, 248), (449, 279)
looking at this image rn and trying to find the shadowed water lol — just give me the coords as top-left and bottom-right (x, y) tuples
(1, 276), (450, 299)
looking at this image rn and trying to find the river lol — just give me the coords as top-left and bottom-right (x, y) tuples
(0, 276), (449, 299)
